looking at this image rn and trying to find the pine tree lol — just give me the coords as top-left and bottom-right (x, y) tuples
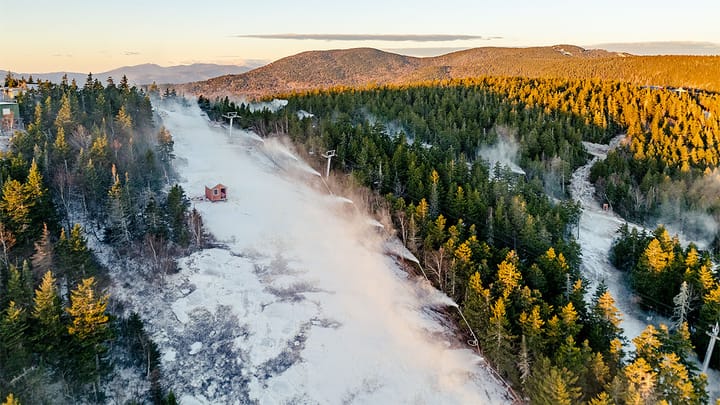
(655, 352), (702, 404)
(559, 301), (581, 340)
(1, 393), (20, 405)
(429, 169), (440, 217)
(0, 179), (32, 241)
(496, 250), (522, 298)
(588, 282), (625, 360)
(54, 93), (74, 133)
(526, 356), (582, 405)
(519, 305), (545, 355)
(587, 391), (613, 405)
(31, 270), (64, 357)
(165, 184), (189, 246)
(484, 296), (516, 379)
(156, 126), (175, 167)
(66, 277), (111, 385)
(623, 357), (657, 403)
(67, 277), (109, 342)
(0, 301), (29, 376)
(6, 264), (32, 309)
(106, 168), (133, 244)
(61, 223), (94, 286)
(115, 105), (133, 131)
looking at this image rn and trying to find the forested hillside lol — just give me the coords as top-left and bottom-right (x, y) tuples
(590, 89), (720, 246)
(200, 76), (716, 403)
(1, 75), (191, 403)
(611, 224), (720, 370)
(183, 45), (720, 99)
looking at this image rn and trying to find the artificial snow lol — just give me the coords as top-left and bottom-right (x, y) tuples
(570, 137), (658, 342)
(121, 102), (513, 404)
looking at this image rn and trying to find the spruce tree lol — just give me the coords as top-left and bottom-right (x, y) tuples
(31, 271), (64, 357)
(66, 277), (111, 385)
(0, 301), (29, 376)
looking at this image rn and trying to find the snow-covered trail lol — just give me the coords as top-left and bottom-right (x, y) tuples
(571, 138), (720, 400)
(145, 103), (512, 404)
(570, 138), (655, 341)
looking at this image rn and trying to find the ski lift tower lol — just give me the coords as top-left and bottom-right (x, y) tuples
(222, 111), (238, 137)
(322, 149), (336, 178)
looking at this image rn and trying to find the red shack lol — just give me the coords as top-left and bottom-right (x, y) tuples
(205, 184), (227, 202)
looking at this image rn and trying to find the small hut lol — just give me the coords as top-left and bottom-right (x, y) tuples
(205, 184), (227, 202)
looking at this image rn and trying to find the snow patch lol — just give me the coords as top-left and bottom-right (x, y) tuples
(189, 342), (203, 355)
(247, 98), (288, 113)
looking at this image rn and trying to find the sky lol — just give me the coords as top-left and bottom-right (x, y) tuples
(4, 0), (719, 73)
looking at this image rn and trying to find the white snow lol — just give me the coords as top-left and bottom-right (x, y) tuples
(297, 110), (314, 119)
(571, 137), (657, 342)
(189, 342), (203, 355)
(133, 102), (512, 404)
(246, 98), (288, 113)
(572, 137), (720, 401)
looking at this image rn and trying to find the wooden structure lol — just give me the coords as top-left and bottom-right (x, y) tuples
(0, 101), (19, 133)
(205, 184), (227, 202)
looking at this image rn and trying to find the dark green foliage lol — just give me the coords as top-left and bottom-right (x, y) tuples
(609, 223), (651, 272)
(165, 184), (189, 247)
(611, 224), (720, 373)
(0, 77), (178, 401)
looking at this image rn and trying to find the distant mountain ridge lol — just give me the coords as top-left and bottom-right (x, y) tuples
(1, 61), (265, 86)
(181, 45), (720, 99)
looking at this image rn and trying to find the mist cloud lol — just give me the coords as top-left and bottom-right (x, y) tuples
(235, 33), (496, 42)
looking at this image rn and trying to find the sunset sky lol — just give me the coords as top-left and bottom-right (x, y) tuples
(4, 0), (719, 73)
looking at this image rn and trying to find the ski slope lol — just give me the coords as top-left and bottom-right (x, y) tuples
(571, 138), (720, 401)
(127, 102), (512, 404)
(570, 138), (656, 341)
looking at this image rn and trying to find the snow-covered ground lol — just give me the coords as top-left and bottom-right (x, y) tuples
(114, 102), (512, 404)
(570, 138), (657, 341)
(572, 138), (719, 401)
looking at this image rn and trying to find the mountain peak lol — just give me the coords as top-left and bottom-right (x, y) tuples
(180, 45), (720, 99)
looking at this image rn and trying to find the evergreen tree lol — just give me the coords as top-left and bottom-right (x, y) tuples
(0, 180), (32, 242)
(106, 167), (133, 245)
(0, 301), (30, 376)
(31, 270), (64, 357)
(5, 264), (32, 309)
(483, 296), (516, 380)
(1, 393), (20, 405)
(165, 184), (189, 246)
(66, 277), (111, 386)
(588, 282), (625, 360)
(526, 356), (582, 405)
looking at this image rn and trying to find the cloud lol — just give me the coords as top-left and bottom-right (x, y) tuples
(589, 41), (720, 55)
(235, 33), (496, 42)
(124, 51), (141, 56)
